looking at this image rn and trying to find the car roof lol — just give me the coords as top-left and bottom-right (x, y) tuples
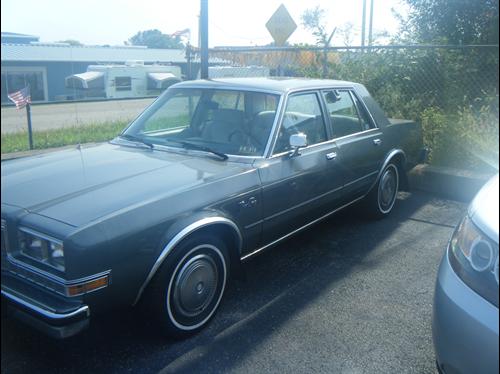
(173, 77), (358, 94)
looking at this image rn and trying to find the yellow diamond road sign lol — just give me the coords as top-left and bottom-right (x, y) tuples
(265, 4), (297, 46)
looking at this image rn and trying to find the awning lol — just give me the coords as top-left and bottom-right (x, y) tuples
(147, 73), (181, 90)
(65, 71), (105, 89)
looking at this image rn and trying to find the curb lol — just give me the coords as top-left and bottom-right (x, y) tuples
(408, 164), (495, 202)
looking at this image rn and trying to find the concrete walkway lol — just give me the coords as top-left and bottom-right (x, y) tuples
(1, 98), (155, 134)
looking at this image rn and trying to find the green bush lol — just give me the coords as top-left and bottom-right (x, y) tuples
(421, 104), (499, 172)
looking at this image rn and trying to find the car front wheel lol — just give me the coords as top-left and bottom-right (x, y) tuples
(146, 235), (229, 338)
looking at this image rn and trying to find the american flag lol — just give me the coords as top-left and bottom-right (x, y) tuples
(7, 86), (31, 110)
(171, 28), (190, 37)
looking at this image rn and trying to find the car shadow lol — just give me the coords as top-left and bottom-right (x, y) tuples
(1, 191), (465, 373)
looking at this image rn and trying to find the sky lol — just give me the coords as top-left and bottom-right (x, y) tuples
(1, 0), (408, 47)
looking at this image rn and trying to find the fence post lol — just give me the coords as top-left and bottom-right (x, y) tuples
(323, 47), (328, 78)
(26, 103), (33, 150)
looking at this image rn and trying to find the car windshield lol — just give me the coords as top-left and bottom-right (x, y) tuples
(122, 87), (280, 157)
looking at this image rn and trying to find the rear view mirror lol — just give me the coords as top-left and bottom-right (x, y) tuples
(289, 133), (307, 157)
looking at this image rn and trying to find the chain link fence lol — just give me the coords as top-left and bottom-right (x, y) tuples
(187, 45), (498, 117)
(186, 45), (499, 171)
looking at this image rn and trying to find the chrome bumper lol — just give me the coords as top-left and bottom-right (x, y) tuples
(2, 288), (90, 339)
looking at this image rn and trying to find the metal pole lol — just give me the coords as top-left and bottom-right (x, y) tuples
(200, 0), (209, 79)
(186, 43), (192, 80)
(368, 0), (374, 46)
(26, 103), (33, 150)
(361, 0), (367, 48)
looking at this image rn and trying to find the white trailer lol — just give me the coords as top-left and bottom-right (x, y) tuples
(65, 61), (182, 99)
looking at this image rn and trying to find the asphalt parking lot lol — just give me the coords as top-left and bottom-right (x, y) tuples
(1, 191), (466, 374)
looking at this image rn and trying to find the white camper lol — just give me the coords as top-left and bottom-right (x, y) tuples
(65, 61), (181, 99)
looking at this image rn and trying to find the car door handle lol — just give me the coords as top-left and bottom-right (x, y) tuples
(373, 138), (382, 146)
(326, 152), (337, 160)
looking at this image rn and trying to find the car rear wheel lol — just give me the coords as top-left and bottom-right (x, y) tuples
(146, 235), (229, 338)
(365, 162), (399, 218)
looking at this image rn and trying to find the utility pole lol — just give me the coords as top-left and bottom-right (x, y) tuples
(361, 0), (367, 48)
(368, 0), (374, 46)
(200, 0), (209, 79)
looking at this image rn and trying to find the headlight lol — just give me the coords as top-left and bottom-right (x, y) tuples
(449, 216), (499, 307)
(18, 228), (65, 271)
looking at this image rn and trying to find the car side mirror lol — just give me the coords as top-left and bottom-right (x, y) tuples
(289, 133), (307, 157)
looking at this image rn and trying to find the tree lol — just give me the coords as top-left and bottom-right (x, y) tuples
(128, 29), (184, 49)
(301, 6), (335, 47)
(57, 39), (83, 46)
(401, 0), (499, 44)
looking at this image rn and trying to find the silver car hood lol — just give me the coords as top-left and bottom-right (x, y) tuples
(469, 174), (499, 244)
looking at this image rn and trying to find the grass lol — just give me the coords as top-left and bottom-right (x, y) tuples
(1, 120), (129, 154)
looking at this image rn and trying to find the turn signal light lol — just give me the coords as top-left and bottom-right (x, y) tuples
(66, 275), (109, 297)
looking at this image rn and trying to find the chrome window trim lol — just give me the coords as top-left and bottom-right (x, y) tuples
(133, 216), (242, 305)
(331, 128), (382, 143)
(1, 289), (90, 319)
(269, 127), (382, 160)
(268, 137), (338, 159)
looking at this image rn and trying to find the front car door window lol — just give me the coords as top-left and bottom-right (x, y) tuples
(273, 92), (328, 154)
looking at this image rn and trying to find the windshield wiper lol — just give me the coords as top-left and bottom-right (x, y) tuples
(167, 139), (228, 161)
(118, 134), (154, 149)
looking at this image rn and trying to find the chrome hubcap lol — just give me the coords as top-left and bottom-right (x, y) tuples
(378, 166), (398, 212)
(173, 254), (218, 318)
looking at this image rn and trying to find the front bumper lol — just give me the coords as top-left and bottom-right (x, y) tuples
(432, 249), (499, 374)
(2, 273), (90, 339)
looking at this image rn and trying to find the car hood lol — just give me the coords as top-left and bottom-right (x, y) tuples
(1, 143), (251, 227)
(469, 173), (499, 244)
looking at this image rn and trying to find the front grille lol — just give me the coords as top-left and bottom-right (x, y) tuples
(4, 264), (67, 295)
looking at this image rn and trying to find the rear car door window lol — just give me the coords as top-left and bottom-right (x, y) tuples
(323, 90), (374, 138)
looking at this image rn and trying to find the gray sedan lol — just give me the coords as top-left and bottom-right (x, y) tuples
(2, 78), (424, 339)
(433, 174), (499, 374)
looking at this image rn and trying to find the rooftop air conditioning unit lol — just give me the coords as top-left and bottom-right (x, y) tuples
(125, 60), (145, 66)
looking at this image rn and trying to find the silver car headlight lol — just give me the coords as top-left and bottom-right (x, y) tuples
(449, 216), (499, 307)
(18, 228), (65, 271)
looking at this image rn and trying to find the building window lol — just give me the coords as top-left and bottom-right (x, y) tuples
(1, 70), (46, 103)
(115, 76), (131, 91)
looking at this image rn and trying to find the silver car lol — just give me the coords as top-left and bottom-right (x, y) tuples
(433, 174), (499, 374)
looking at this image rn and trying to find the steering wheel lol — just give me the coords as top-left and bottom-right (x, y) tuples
(228, 129), (262, 149)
